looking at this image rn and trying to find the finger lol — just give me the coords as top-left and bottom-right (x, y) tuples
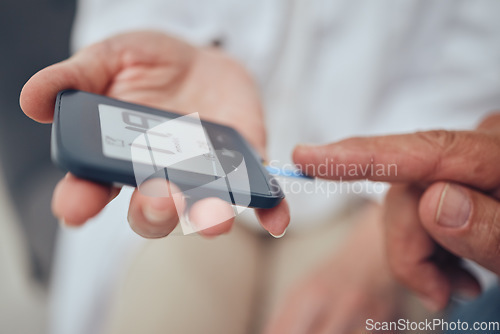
(52, 173), (114, 226)
(419, 182), (500, 276)
(385, 184), (451, 311)
(127, 179), (179, 238)
(188, 197), (234, 237)
(255, 199), (290, 237)
(20, 41), (121, 123)
(292, 130), (500, 190)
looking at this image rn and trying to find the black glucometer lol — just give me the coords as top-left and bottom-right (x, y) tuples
(51, 90), (284, 209)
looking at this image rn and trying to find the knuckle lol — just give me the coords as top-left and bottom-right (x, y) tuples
(414, 130), (459, 179)
(415, 130), (457, 151)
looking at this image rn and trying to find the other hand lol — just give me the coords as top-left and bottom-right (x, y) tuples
(292, 113), (500, 310)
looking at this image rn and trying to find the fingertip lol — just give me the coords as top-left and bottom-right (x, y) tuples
(256, 200), (290, 237)
(196, 218), (233, 238)
(59, 218), (84, 229)
(19, 64), (65, 123)
(269, 228), (287, 239)
(292, 144), (316, 166)
(52, 174), (112, 225)
(127, 211), (177, 239)
(20, 42), (116, 124)
(128, 186), (179, 238)
(51, 179), (65, 221)
(189, 197), (235, 237)
(137, 179), (181, 224)
(19, 81), (31, 119)
(146, 192), (173, 210)
(142, 198), (177, 225)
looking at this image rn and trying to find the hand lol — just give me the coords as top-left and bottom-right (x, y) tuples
(292, 113), (500, 311)
(20, 31), (289, 238)
(263, 204), (402, 334)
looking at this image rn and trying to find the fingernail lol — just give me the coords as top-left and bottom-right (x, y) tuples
(143, 201), (174, 224)
(269, 228), (287, 239)
(419, 295), (441, 312)
(59, 219), (77, 229)
(436, 183), (471, 228)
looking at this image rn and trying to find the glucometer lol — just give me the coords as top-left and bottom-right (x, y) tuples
(51, 90), (284, 209)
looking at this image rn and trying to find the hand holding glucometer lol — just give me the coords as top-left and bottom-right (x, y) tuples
(19, 31), (289, 238)
(52, 90), (284, 233)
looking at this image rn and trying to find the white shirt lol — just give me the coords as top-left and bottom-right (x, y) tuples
(52, 1), (500, 333)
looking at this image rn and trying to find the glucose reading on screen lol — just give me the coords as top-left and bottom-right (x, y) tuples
(97, 104), (225, 177)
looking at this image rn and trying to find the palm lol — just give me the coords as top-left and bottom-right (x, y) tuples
(101, 32), (266, 154)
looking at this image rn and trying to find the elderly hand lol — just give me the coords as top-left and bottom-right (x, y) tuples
(292, 113), (500, 311)
(20, 31), (289, 238)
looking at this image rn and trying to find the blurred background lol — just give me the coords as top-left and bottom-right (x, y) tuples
(0, 0), (74, 333)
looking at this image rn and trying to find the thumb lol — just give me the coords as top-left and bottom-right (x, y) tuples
(20, 42), (119, 123)
(419, 182), (500, 275)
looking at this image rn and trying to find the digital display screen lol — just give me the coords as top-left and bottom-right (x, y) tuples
(98, 104), (225, 177)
